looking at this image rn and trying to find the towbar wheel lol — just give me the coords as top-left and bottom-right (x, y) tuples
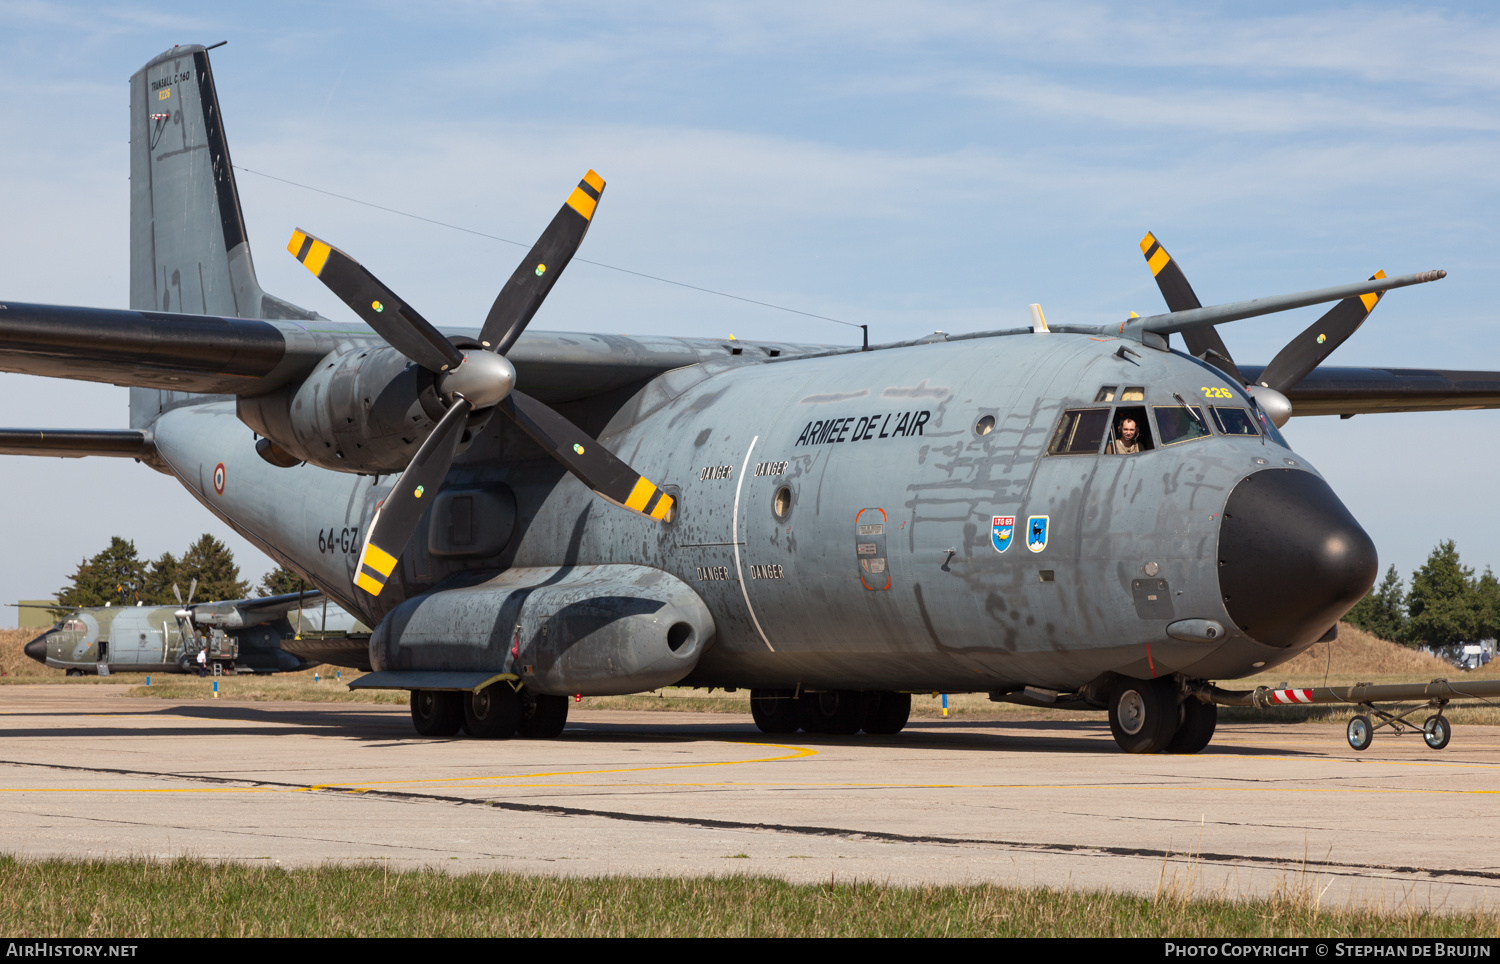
(1423, 714), (1451, 750)
(1347, 714), (1373, 751)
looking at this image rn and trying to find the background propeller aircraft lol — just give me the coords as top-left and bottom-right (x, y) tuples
(4, 44), (1500, 751)
(21, 586), (354, 677)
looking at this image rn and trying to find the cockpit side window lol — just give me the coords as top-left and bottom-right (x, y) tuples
(1094, 386), (1118, 402)
(1047, 408), (1110, 455)
(1211, 407), (1260, 437)
(1154, 405), (1212, 445)
(1104, 406), (1153, 453)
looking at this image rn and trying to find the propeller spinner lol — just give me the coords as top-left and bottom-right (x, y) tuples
(289, 171), (675, 598)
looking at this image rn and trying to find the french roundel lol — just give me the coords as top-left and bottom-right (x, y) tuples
(213, 462), (226, 495)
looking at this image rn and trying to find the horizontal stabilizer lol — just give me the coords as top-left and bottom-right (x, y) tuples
(0, 429), (153, 459)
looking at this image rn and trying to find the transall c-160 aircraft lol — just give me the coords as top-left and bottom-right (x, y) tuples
(19, 586), (361, 677)
(5, 44), (1500, 752)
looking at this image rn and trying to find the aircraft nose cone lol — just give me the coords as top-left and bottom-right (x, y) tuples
(22, 634), (48, 664)
(1217, 468), (1377, 648)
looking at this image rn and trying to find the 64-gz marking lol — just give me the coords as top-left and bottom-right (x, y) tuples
(319, 527), (360, 554)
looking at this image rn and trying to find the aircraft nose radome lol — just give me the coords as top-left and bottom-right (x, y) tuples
(22, 635), (48, 664)
(1217, 469), (1378, 649)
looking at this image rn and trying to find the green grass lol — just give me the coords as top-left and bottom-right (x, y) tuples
(0, 858), (1496, 937)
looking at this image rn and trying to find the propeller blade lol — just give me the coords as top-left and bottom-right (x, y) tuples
(478, 171), (605, 355)
(172, 583), (182, 606)
(186, 578), (197, 606)
(1140, 232), (1246, 385)
(498, 390), (674, 522)
(1256, 271), (1386, 393)
(353, 397), (473, 597)
(288, 229), (465, 374)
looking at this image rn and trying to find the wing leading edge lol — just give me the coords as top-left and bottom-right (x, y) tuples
(1238, 365), (1500, 417)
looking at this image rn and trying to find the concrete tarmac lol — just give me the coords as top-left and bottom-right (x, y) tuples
(1, 684), (1497, 909)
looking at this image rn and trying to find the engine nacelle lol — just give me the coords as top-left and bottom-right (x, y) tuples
(237, 343), (449, 473)
(369, 565), (715, 696)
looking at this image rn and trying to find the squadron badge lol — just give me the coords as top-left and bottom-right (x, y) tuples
(1026, 515), (1049, 553)
(991, 516), (1015, 553)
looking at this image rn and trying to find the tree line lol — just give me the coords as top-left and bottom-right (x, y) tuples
(1346, 539), (1500, 649)
(54, 535), (304, 613)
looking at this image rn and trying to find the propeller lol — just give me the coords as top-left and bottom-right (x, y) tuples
(289, 170), (676, 598)
(1139, 232), (1392, 426)
(172, 579), (199, 638)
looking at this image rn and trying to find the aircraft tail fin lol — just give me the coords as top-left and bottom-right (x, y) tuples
(128, 44), (320, 426)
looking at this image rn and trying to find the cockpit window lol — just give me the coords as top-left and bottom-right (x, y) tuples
(1120, 386), (1146, 401)
(1094, 386), (1117, 402)
(1105, 406), (1153, 453)
(1154, 405), (1212, 445)
(1047, 408), (1110, 455)
(1211, 407), (1260, 436)
(1254, 407), (1290, 448)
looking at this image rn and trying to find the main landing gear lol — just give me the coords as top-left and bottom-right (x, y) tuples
(409, 685), (569, 739)
(1107, 675), (1217, 754)
(750, 689), (911, 736)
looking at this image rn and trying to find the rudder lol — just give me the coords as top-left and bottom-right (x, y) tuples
(129, 44), (316, 322)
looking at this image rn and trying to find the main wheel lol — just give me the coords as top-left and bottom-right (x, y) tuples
(862, 692), (911, 735)
(1165, 698), (1218, 754)
(1423, 715), (1451, 750)
(518, 690), (568, 738)
(1107, 676), (1178, 754)
(464, 685), (521, 739)
(801, 690), (865, 735)
(1347, 714), (1374, 751)
(411, 690), (464, 737)
(750, 688), (801, 734)
(65, 668), (84, 678)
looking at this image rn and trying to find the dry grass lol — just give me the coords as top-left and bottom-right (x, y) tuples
(0, 857), (1495, 938)
(0, 628), (51, 679)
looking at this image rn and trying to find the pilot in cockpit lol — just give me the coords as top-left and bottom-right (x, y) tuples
(1105, 417), (1142, 454)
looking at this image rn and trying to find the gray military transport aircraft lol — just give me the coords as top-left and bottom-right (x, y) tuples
(4, 44), (1500, 752)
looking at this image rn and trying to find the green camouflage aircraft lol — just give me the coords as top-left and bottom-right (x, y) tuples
(23, 588), (366, 676)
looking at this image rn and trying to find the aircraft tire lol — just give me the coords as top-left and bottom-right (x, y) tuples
(1164, 698), (1217, 754)
(862, 692), (911, 735)
(750, 688), (800, 733)
(801, 690), (864, 735)
(410, 689), (464, 737)
(518, 690), (569, 739)
(464, 685), (521, 739)
(65, 668), (84, 678)
(1107, 676), (1177, 754)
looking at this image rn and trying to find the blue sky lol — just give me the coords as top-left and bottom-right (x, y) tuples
(2, 1), (1499, 614)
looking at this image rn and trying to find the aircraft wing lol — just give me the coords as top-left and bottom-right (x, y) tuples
(0, 301), (820, 404)
(191, 589), (326, 628)
(1239, 365), (1500, 417)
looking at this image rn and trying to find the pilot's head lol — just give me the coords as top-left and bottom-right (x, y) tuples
(1118, 419), (1139, 443)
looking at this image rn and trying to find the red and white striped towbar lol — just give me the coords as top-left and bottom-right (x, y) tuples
(1195, 678), (1500, 708)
